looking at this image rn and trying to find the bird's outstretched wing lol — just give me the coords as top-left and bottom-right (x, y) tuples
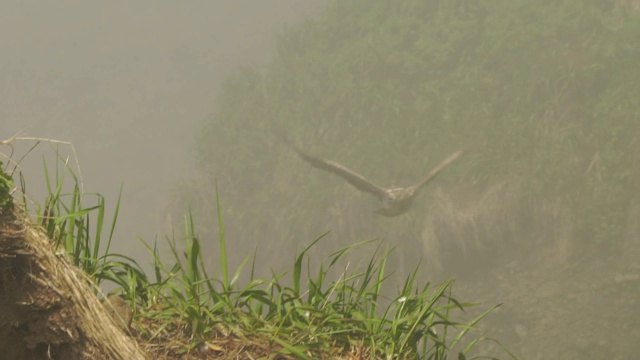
(408, 150), (464, 194)
(276, 130), (388, 199)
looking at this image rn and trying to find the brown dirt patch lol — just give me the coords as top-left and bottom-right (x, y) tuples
(0, 207), (147, 360)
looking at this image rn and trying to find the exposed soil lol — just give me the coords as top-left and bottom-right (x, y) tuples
(0, 208), (146, 360)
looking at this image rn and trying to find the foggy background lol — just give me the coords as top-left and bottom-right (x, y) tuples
(2, 2), (640, 359)
(1, 0), (327, 258)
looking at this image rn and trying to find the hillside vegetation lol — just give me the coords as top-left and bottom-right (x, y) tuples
(179, 0), (639, 274)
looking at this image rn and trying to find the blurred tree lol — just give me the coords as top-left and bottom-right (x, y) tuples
(172, 0), (639, 278)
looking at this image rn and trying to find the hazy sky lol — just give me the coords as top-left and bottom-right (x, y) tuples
(1, 1), (326, 257)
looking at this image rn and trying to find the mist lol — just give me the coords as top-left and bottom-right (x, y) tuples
(2, 2), (640, 359)
(1, 1), (326, 258)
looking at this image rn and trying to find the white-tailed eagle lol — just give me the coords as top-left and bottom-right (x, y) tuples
(278, 131), (463, 217)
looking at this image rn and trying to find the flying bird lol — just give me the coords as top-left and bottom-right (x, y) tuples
(276, 131), (463, 217)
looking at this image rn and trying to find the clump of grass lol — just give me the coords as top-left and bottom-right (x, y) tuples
(9, 150), (515, 359)
(1, 134), (145, 293)
(133, 213), (513, 359)
(0, 161), (13, 211)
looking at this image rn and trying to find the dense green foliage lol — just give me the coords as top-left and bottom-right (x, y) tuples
(187, 0), (639, 271)
(0, 162), (14, 211)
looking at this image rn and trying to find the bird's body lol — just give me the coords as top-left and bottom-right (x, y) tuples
(376, 187), (418, 217)
(277, 131), (463, 217)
